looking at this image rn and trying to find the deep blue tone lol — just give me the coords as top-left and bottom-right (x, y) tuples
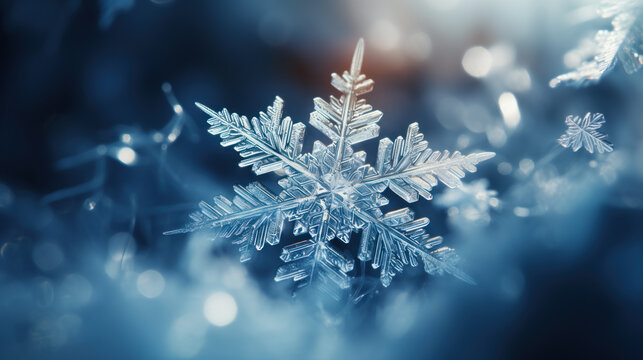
(1, 1), (642, 359)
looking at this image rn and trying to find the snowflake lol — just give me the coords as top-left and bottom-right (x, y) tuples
(558, 112), (613, 154)
(168, 39), (495, 299)
(550, 0), (643, 87)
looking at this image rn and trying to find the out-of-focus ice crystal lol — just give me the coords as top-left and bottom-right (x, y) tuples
(550, 0), (642, 87)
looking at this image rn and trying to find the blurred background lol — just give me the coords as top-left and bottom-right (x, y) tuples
(1, 0), (642, 359)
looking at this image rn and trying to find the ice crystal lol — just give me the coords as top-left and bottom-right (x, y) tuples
(169, 40), (495, 298)
(550, 0), (643, 87)
(558, 112), (613, 154)
(43, 83), (196, 204)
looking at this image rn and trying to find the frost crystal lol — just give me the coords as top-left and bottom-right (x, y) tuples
(43, 83), (196, 204)
(550, 0), (643, 87)
(558, 112), (613, 153)
(169, 40), (495, 298)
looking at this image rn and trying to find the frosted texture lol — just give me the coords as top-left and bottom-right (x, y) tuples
(550, 0), (642, 87)
(169, 39), (495, 298)
(558, 113), (614, 154)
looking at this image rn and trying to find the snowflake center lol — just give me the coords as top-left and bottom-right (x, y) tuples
(323, 173), (357, 200)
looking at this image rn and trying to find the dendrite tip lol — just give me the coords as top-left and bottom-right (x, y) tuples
(350, 38), (365, 76)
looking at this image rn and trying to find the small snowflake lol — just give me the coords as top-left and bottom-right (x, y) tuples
(169, 39), (495, 299)
(558, 112), (613, 154)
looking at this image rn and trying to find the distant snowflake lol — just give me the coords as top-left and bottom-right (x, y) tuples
(558, 112), (613, 154)
(169, 40), (495, 299)
(550, 0), (642, 87)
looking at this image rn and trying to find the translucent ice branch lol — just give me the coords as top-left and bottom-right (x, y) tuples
(197, 99), (309, 176)
(363, 123), (495, 202)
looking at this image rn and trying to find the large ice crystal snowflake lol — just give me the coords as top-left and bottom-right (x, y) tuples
(558, 112), (613, 154)
(168, 40), (495, 298)
(550, 0), (643, 87)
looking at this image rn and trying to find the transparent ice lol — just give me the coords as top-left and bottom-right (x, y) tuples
(43, 83), (197, 204)
(550, 0), (643, 87)
(558, 112), (613, 154)
(168, 40), (495, 299)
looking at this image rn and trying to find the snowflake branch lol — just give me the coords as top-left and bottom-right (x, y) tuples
(308, 39), (382, 173)
(197, 99), (310, 176)
(164, 184), (326, 235)
(363, 152), (495, 186)
(363, 123), (495, 202)
(275, 202), (355, 300)
(332, 38), (366, 173)
(348, 203), (475, 285)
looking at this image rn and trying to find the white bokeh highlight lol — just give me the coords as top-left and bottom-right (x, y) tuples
(462, 46), (492, 78)
(203, 291), (238, 327)
(137, 269), (166, 299)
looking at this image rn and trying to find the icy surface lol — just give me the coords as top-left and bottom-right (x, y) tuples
(169, 39), (495, 298)
(550, 0), (643, 87)
(558, 113), (614, 154)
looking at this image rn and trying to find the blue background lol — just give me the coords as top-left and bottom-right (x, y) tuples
(1, 0), (642, 359)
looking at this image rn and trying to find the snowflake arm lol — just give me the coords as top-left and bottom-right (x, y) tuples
(309, 39), (382, 172)
(352, 206), (475, 286)
(550, 1), (643, 87)
(558, 112), (613, 153)
(360, 123), (495, 203)
(275, 206), (355, 300)
(165, 182), (321, 260)
(197, 97), (308, 176)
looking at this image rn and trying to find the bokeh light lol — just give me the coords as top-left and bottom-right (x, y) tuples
(462, 46), (493, 78)
(137, 270), (166, 299)
(115, 147), (137, 165)
(32, 242), (65, 272)
(203, 292), (238, 327)
(498, 92), (520, 129)
(369, 19), (401, 51)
